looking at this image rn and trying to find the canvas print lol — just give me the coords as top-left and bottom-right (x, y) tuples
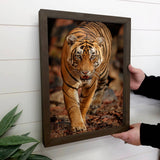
(39, 10), (130, 147)
(49, 19), (124, 136)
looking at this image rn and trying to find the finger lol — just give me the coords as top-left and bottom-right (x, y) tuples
(130, 124), (136, 129)
(130, 123), (141, 129)
(112, 133), (122, 138)
(112, 132), (129, 144)
(112, 132), (127, 139)
(128, 64), (138, 74)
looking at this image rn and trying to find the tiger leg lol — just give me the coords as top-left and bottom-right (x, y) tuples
(80, 81), (97, 123)
(91, 69), (109, 109)
(91, 83), (106, 109)
(62, 83), (86, 132)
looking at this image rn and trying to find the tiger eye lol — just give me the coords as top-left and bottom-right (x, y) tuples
(91, 55), (96, 60)
(76, 55), (81, 59)
(80, 46), (84, 49)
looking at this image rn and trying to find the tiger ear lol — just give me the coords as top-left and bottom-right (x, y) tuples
(66, 34), (77, 45)
(96, 37), (105, 46)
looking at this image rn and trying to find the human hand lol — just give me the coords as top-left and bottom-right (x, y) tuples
(128, 64), (145, 90)
(112, 123), (141, 146)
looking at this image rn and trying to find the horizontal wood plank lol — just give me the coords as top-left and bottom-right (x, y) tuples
(0, 0), (160, 30)
(1, 26), (160, 60)
(0, 60), (41, 93)
(131, 56), (160, 76)
(131, 30), (160, 56)
(130, 93), (160, 124)
(121, 0), (160, 4)
(0, 91), (41, 124)
(0, 26), (39, 60)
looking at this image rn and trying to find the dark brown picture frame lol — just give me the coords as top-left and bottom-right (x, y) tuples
(39, 9), (130, 147)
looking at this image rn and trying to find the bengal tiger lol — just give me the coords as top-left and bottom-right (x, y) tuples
(61, 21), (112, 132)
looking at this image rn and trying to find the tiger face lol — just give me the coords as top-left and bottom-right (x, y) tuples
(66, 34), (105, 81)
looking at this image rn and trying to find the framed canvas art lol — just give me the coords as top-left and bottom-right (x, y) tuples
(39, 9), (130, 147)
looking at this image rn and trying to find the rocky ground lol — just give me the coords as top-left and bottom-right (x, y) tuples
(50, 88), (123, 138)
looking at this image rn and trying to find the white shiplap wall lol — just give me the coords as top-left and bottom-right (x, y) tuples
(0, 0), (160, 159)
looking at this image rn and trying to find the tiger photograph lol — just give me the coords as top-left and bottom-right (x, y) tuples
(48, 18), (124, 138)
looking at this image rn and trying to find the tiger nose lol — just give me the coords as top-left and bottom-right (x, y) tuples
(82, 71), (89, 75)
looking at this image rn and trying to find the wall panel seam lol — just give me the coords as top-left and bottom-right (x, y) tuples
(0, 59), (40, 61)
(0, 24), (38, 27)
(131, 55), (160, 57)
(0, 90), (40, 95)
(14, 121), (41, 126)
(1, 24), (160, 32)
(120, 0), (160, 5)
(132, 29), (160, 31)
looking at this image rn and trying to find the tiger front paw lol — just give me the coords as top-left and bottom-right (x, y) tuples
(71, 121), (87, 132)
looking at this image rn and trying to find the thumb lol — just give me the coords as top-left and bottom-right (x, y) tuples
(128, 64), (137, 74)
(112, 131), (127, 139)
